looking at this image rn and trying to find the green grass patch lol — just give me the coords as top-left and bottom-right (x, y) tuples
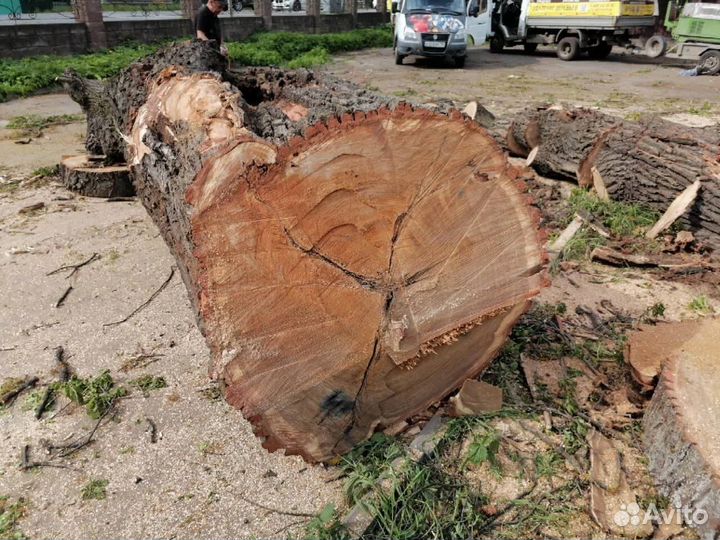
(81, 479), (109, 500)
(304, 503), (348, 540)
(568, 189), (659, 237)
(129, 374), (167, 394)
(0, 496), (26, 540)
(557, 189), (661, 261)
(0, 44), (159, 102)
(6, 114), (84, 136)
(0, 28), (392, 102)
(62, 371), (127, 419)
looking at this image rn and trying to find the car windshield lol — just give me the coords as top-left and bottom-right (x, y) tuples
(405, 0), (464, 14)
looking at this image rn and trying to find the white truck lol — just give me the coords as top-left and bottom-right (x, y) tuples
(487, 0), (658, 60)
(392, 0), (493, 66)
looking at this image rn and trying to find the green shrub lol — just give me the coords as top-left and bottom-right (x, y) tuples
(0, 28), (393, 102)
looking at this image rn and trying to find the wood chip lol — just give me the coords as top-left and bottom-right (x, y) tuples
(462, 100), (478, 120)
(525, 146), (539, 167)
(18, 202), (45, 214)
(449, 379), (503, 416)
(646, 180), (701, 240)
(591, 166), (609, 201)
(625, 320), (703, 388)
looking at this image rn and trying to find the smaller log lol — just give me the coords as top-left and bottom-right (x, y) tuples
(643, 318), (720, 536)
(60, 154), (134, 198)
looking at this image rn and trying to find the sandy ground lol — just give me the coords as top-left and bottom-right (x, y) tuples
(0, 48), (717, 539)
(0, 109), (343, 538)
(326, 46), (720, 127)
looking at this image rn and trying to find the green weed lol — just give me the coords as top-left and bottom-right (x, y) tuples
(0, 496), (26, 540)
(648, 302), (666, 318)
(304, 503), (349, 540)
(81, 479), (109, 500)
(32, 165), (58, 178)
(130, 374), (167, 394)
(688, 295), (713, 315)
(21, 387), (58, 415)
(62, 371), (127, 419)
(687, 101), (714, 116)
(465, 428), (501, 469)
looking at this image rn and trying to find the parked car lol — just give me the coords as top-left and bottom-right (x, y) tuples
(232, 0), (253, 10)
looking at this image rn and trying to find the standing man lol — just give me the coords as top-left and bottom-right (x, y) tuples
(195, 0), (229, 56)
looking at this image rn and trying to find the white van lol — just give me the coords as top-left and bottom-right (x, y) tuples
(392, 0), (492, 66)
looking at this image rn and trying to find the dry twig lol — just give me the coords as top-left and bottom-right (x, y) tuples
(104, 268), (175, 327)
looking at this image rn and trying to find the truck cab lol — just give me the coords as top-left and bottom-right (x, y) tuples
(392, 0), (492, 66)
(652, 0), (720, 74)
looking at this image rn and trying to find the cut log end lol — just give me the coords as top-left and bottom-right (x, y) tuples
(60, 154), (134, 198)
(643, 318), (720, 535)
(192, 108), (547, 461)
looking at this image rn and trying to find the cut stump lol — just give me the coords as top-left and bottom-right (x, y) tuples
(60, 154), (133, 198)
(643, 317), (720, 535)
(65, 41), (548, 461)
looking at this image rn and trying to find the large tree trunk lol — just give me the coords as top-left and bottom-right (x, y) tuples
(65, 41), (547, 461)
(643, 318), (720, 536)
(507, 106), (720, 247)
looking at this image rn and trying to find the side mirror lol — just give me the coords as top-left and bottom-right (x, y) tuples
(469, 4), (479, 16)
(391, 1), (399, 13)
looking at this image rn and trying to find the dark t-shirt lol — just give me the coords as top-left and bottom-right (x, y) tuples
(195, 6), (221, 43)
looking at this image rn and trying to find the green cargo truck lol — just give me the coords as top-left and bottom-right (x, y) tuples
(646, 1), (720, 74)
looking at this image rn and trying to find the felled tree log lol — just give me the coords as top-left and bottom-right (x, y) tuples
(66, 41), (547, 461)
(508, 106), (720, 247)
(643, 318), (720, 536)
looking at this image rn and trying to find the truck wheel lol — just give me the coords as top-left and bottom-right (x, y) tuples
(556, 36), (580, 61)
(698, 50), (720, 75)
(588, 41), (612, 59)
(489, 36), (505, 53)
(645, 35), (667, 59)
(523, 43), (538, 53)
(454, 55), (466, 68)
(395, 51), (406, 65)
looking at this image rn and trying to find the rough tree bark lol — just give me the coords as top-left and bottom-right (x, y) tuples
(507, 106), (720, 247)
(65, 41), (547, 461)
(643, 318), (720, 536)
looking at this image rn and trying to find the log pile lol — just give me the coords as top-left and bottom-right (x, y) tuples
(64, 41), (547, 461)
(507, 106), (720, 247)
